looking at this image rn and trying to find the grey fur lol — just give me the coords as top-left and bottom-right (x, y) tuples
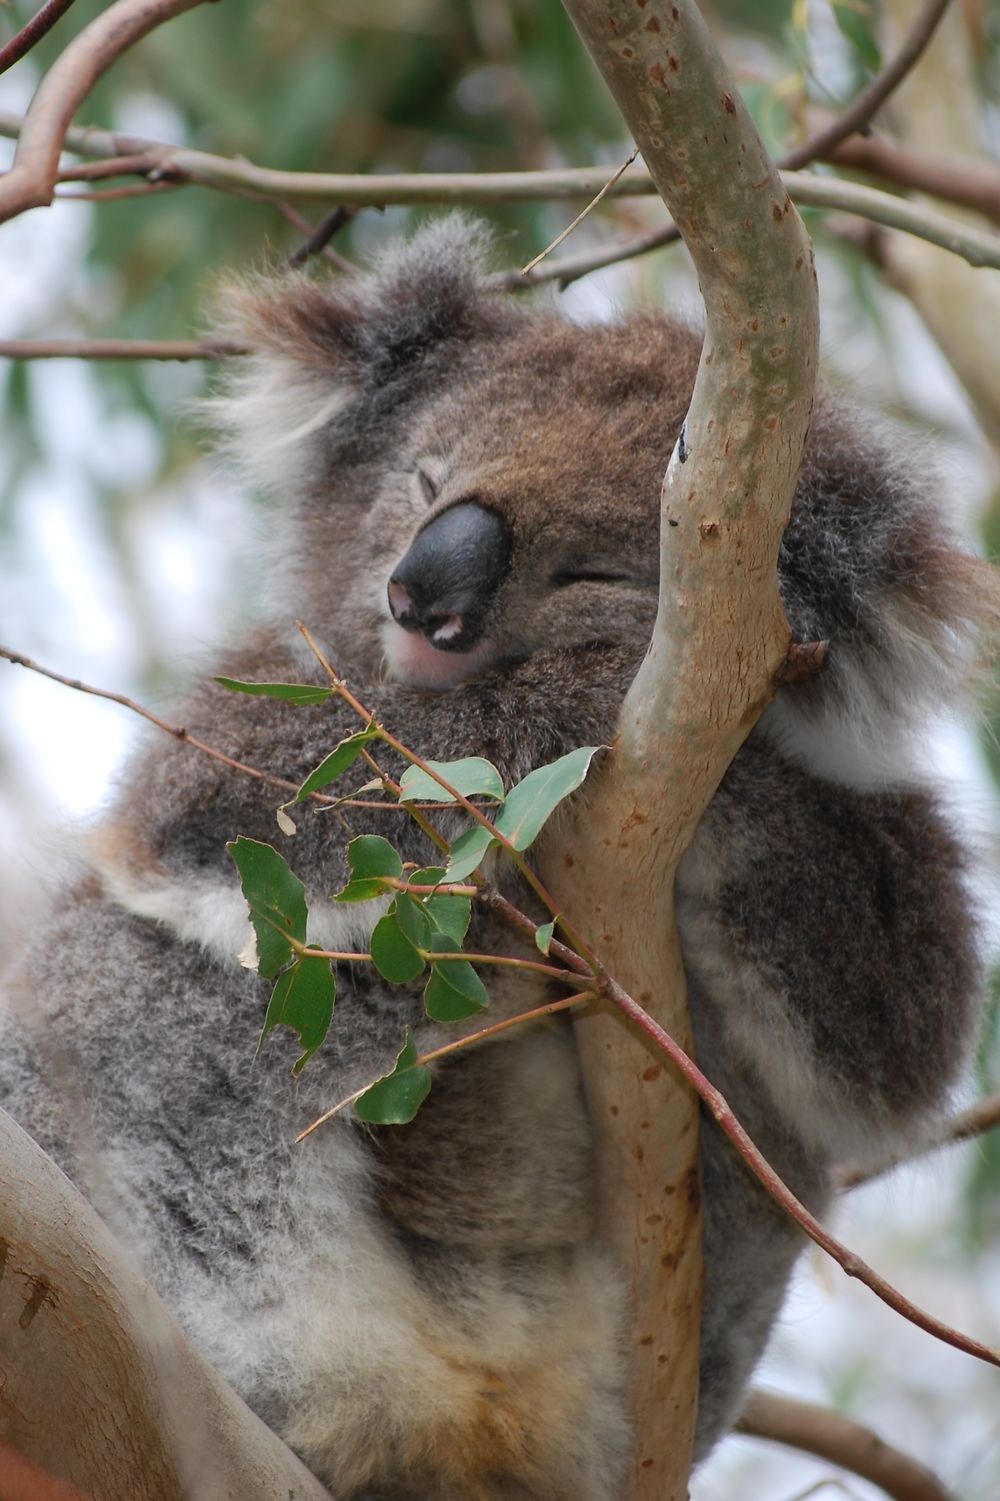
(1, 218), (992, 1496)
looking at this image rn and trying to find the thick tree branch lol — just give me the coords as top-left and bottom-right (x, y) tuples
(535, 3), (819, 1497)
(738, 1390), (953, 1501)
(0, 1107), (331, 1499)
(0, 0), (208, 224)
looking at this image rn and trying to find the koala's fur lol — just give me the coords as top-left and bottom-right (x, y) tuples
(2, 219), (994, 1498)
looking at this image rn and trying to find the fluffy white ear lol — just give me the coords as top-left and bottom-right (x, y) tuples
(203, 216), (512, 501)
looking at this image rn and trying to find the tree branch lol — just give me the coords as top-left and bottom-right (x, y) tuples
(0, 1107), (332, 1498)
(0, 0), (209, 225)
(0, 337), (240, 359)
(781, 0), (954, 171)
(738, 1390), (953, 1501)
(540, 2), (819, 1496)
(0, 0), (79, 76)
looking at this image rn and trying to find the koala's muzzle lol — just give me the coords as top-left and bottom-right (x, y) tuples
(387, 502), (511, 652)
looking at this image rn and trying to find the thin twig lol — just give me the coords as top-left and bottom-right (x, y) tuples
(595, 968), (1000, 1370)
(520, 147), (638, 275)
(781, 0), (954, 171)
(297, 992), (592, 1141)
(842, 1090), (1000, 1189)
(0, 0), (78, 77)
(282, 205), (356, 270)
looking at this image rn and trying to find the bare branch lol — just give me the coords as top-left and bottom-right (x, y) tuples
(824, 133), (1000, 225)
(0, 338), (240, 359)
(0, 0), (209, 225)
(842, 1090), (1000, 1189)
(782, 0), (954, 171)
(738, 1390), (953, 1501)
(0, 0), (78, 77)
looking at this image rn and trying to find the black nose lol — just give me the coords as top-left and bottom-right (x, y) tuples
(388, 503), (511, 651)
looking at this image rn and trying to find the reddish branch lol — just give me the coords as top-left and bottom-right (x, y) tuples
(738, 1390), (953, 1501)
(2, 641), (998, 1373)
(0, 0), (78, 77)
(781, 0), (955, 171)
(0, 0), (209, 224)
(826, 133), (1000, 225)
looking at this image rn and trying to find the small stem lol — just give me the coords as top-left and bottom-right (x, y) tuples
(296, 992), (593, 1142)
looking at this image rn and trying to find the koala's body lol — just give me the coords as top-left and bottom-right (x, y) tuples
(1, 220), (992, 1498)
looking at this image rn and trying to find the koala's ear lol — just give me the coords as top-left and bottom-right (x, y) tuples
(205, 216), (515, 496)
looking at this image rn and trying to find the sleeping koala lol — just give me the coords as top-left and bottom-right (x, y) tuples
(1, 218), (992, 1498)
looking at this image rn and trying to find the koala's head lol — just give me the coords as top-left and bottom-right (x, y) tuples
(211, 218), (698, 689)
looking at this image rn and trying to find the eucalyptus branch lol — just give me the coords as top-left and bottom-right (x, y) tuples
(2, 106), (997, 273)
(738, 1389), (953, 1501)
(0, 0), (79, 76)
(6, 642), (995, 1374)
(824, 134), (1000, 226)
(781, 0), (954, 171)
(593, 966), (1000, 1370)
(0, 0), (210, 225)
(841, 1089), (1000, 1189)
(297, 992), (592, 1142)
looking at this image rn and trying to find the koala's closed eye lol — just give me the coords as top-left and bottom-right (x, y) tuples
(550, 567), (635, 587)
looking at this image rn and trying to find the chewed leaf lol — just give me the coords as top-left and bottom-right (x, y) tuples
(228, 837), (307, 980)
(276, 808), (297, 836)
(216, 677), (333, 706)
(334, 836), (403, 902)
(444, 824), (495, 882)
(290, 722), (381, 805)
(399, 757), (504, 804)
(370, 912), (426, 984)
(355, 1028), (432, 1125)
(258, 953), (335, 1075)
(494, 746), (601, 851)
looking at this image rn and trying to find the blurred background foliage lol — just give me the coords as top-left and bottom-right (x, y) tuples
(2, 1), (1000, 1495)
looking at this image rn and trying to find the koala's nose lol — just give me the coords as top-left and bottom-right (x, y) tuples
(388, 503), (511, 652)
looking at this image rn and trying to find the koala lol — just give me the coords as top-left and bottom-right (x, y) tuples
(1, 217), (994, 1499)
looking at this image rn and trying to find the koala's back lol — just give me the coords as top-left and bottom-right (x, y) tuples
(1, 219), (993, 1498)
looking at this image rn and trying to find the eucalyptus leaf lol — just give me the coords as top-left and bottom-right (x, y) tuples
(228, 837), (308, 980)
(370, 913), (426, 984)
(394, 893), (433, 951)
(535, 920), (555, 956)
(399, 756), (504, 804)
(258, 953), (335, 1075)
(216, 677), (333, 706)
(444, 824), (495, 882)
(290, 721), (381, 804)
(425, 892), (472, 947)
(424, 937), (488, 1022)
(493, 746), (601, 851)
(355, 1028), (432, 1125)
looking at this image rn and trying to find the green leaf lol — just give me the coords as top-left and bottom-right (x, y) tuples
(258, 953), (335, 1074)
(493, 746), (601, 851)
(347, 834), (404, 881)
(425, 892), (472, 947)
(399, 756), (504, 804)
(355, 1028), (432, 1124)
(423, 934), (488, 1022)
(215, 677), (334, 706)
(290, 721), (381, 804)
(444, 824), (496, 882)
(831, 0), (880, 70)
(370, 912), (426, 984)
(394, 893), (433, 950)
(228, 837), (308, 979)
(535, 920), (555, 956)
(409, 866), (447, 887)
(334, 835), (404, 902)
